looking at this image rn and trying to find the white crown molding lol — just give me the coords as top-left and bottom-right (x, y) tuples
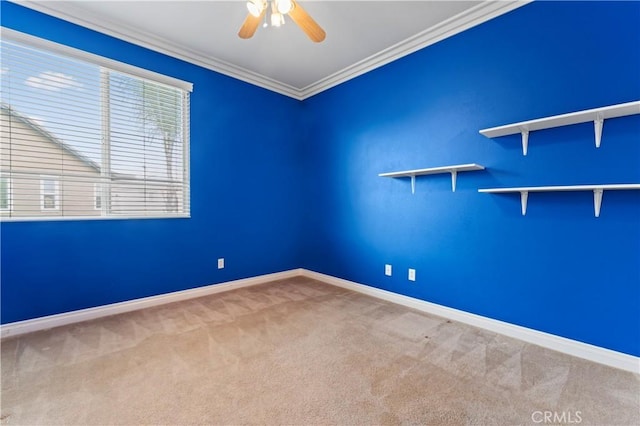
(11, 0), (305, 100)
(300, 0), (531, 99)
(11, 0), (530, 101)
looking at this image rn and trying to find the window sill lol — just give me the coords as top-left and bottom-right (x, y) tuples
(0, 214), (191, 223)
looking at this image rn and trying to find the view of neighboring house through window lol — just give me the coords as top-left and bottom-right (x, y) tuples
(0, 31), (192, 220)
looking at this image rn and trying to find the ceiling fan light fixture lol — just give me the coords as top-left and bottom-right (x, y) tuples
(246, 0), (266, 17)
(238, 0), (325, 42)
(271, 11), (285, 27)
(270, 1), (285, 27)
(275, 0), (294, 15)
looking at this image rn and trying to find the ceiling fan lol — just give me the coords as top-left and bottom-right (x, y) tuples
(239, 0), (326, 43)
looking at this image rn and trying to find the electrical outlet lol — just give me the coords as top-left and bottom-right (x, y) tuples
(217, 258), (225, 269)
(385, 264), (392, 276)
(408, 268), (416, 281)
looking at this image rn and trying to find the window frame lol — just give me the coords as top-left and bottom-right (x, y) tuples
(1, 28), (192, 222)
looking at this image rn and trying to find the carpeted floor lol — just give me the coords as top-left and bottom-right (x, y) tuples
(1, 276), (638, 425)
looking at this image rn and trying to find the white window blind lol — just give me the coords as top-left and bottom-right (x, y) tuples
(0, 30), (191, 220)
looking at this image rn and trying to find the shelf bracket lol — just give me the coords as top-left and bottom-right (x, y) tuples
(411, 175), (416, 194)
(520, 191), (528, 215)
(450, 170), (457, 192)
(593, 188), (603, 217)
(520, 129), (529, 156)
(594, 114), (604, 148)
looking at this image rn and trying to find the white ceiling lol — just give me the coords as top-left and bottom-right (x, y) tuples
(14, 1), (528, 99)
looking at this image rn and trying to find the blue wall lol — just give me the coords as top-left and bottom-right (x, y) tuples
(0, 2), (305, 323)
(301, 1), (640, 357)
(2, 1), (639, 357)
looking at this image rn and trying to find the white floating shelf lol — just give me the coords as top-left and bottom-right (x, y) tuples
(379, 163), (485, 194)
(479, 100), (640, 155)
(478, 184), (640, 217)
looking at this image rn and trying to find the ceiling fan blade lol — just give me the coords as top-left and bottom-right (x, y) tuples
(288, 1), (326, 43)
(238, 11), (265, 39)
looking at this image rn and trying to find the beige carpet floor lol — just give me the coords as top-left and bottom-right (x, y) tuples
(1, 276), (638, 425)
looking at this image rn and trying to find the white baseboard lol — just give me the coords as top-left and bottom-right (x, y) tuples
(300, 269), (640, 374)
(2, 267), (637, 374)
(0, 268), (304, 339)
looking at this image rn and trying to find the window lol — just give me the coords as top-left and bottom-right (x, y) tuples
(0, 30), (192, 220)
(94, 183), (102, 210)
(0, 174), (12, 212)
(40, 177), (59, 210)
